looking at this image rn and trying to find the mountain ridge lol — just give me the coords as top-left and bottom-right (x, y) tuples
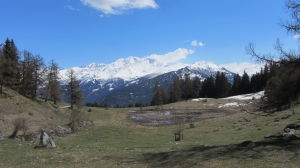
(59, 56), (253, 105)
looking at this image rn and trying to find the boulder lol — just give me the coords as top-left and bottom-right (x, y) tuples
(264, 128), (300, 140)
(55, 126), (71, 135)
(34, 130), (55, 148)
(284, 123), (300, 130)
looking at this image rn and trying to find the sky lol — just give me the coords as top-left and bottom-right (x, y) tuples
(0, 0), (298, 74)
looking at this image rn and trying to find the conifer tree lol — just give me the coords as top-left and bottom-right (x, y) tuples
(169, 76), (182, 103)
(201, 75), (215, 98)
(240, 71), (251, 94)
(0, 38), (20, 91)
(181, 73), (192, 100)
(231, 74), (241, 95)
(151, 79), (168, 106)
(192, 76), (201, 98)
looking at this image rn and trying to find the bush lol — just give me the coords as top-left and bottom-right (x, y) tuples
(68, 109), (83, 133)
(9, 118), (29, 139)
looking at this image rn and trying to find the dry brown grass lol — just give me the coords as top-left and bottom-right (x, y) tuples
(1, 87), (300, 167)
(0, 87), (71, 136)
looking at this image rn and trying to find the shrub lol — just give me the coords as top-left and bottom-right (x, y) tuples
(9, 118), (29, 139)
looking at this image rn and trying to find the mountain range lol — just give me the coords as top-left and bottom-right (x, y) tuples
(59, 56), (242, 106)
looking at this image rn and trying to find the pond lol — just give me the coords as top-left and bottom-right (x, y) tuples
(129, 111), (173, 125)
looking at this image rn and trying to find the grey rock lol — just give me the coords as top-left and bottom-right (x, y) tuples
(39, 131), (56, 148)
(55, 126), (71, 135)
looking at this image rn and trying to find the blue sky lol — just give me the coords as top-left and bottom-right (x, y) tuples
(0, 0), (298, 73)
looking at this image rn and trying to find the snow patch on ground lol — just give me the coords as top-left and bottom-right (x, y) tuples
(191, 98), (210, 102)
(223, 91), (264, 100)
(218, 102), (247, 108)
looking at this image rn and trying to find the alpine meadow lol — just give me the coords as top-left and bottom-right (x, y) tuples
(0, 0), (300, 167)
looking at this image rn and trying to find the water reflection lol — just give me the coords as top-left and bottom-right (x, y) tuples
(130, 113), (173, 125)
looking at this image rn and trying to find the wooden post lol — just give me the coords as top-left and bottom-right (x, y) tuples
(175, 133), (183, 141)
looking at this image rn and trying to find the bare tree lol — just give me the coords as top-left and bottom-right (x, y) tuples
(246, 0), (300, 111)
(65, 69), (84, 109)
(44, 60), (61, 104)
(19, 50), (46, 98)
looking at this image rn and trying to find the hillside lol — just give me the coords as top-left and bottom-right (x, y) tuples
(1, 88), (300, 167)
(0, 87), (72, 136)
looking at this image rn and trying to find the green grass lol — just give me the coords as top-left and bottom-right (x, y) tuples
(1, 91), (300, 167)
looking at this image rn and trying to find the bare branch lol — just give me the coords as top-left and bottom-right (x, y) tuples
(245, 43), (279, 64)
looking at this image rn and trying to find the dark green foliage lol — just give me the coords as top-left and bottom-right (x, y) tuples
(201, 75), (215, 98)
(0, 38), (20, 91)
(181, 73), (193, 99)
(215, 72), (230, 98)
(192, 76), (201, 98)
(151, 79), (168, 106)
(86, 101), (103, 107)
(157, 69), (271, 105)
(0, 38), (60, 102)
(169, 76), (182, 103)
(240, 71), (251, 94)
(263, 60), (300, 110)
(231, 74), (241, 95)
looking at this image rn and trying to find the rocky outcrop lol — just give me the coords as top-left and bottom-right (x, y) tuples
(264, 124), (300, 140)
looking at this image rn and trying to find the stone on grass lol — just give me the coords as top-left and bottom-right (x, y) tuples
(55, 126), (71, 135)
(264, 127), (300, 141)
(34, 130), (56, 149)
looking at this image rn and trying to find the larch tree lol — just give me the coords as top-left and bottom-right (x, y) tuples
(65, 69), (84, 109)
(44, 60), (61, 104)
(19, 50), (46, 98)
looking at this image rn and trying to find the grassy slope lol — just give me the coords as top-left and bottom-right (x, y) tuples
(0, 88), (300, 167)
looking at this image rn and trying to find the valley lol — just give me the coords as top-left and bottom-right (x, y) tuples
(1, 88), (300, 167)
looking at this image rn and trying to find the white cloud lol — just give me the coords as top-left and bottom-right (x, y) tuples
(146, 48), (194, 64)
(80, 0), (158, 14)
(191, 40), (205, 47)
(65, 5), (79, 10)
(293, 34), (300, 39)
(219, 62), (264, 75)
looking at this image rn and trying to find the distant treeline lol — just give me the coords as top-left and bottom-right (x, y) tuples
(86, 101), (149, 108)
(151, 64), (276, 106)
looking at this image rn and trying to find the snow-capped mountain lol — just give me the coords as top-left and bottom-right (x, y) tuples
(59, 56), (236, 105)
(99, 63), (236, 106)
(59, 56), (188, 84)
